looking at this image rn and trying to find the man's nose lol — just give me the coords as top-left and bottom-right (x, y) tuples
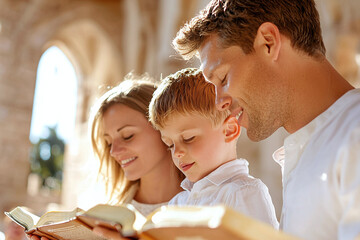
(215, 95), (232, 112)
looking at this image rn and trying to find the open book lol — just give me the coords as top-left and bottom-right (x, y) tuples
(5, 204), (298, 240)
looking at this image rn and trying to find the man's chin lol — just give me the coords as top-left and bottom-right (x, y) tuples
(245, 128), (272, 142)
(247, 134), (263, 142)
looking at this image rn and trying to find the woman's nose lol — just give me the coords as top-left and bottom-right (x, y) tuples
(110, 139), (126, 157)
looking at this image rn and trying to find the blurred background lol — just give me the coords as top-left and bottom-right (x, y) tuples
(0, 0), (359, 236)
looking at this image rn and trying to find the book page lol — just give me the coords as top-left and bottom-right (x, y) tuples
(5, 207), (40, 230)
(80, 203), (145, 237)
(36, 208), (84, 227)
(83, 204), (136, 223)
(38, 219), (105, 240)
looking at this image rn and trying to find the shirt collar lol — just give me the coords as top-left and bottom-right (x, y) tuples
(272, 89), (360, 175)
(272, 146), (285, 168)
(286, 89), (360, 145)
(180, 158), (249, 191)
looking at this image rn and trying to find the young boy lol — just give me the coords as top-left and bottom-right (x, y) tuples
(149, 68), (279, 229)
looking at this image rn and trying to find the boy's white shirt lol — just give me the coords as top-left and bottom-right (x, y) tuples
(131, 199), (168, 216)
(169, 158), (279, 229)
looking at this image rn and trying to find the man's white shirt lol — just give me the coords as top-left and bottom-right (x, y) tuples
(273, 88), (360, 240)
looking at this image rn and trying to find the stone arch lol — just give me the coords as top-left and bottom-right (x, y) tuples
(2, 2), (124, 212)
(40, 19), (124, 209)
(42, 18), (123, 125)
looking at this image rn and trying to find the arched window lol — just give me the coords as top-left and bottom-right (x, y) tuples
(30, 46), (78, 143)
(28, 46), (78, 192)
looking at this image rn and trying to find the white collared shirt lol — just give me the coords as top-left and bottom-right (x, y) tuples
(169, 159), (279, 229)
(273, 89), (360, 240)
(131, 199), (167, 216)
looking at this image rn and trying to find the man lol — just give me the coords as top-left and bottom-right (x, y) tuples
(172, 0), (360, 239)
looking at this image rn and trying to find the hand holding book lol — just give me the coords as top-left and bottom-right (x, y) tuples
(6, 204), (141, 240)
(6, 204), (298, 240)
(93, 226), (135, 240)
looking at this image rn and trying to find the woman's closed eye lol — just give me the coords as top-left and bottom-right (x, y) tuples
(123, 134), (134, 140)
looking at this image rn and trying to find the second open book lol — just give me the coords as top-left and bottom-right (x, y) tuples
(5, 203), (298, 240)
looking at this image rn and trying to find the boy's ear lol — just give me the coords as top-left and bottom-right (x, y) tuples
(253, 22), (281, 61)
(223, 116), (241, 143)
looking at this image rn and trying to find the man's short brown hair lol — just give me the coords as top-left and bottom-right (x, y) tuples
(149, 68), (229, 129)
(173, 0), (325, 60)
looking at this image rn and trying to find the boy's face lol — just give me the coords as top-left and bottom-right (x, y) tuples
(160, 112), (230, 182)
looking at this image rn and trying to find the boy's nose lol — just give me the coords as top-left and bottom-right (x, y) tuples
(175, 151), (185, 158)
(173, 145), (185, 158)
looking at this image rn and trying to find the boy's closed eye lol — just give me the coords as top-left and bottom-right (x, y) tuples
(161, 134), (196, 151)
(183, 136), (195, 143)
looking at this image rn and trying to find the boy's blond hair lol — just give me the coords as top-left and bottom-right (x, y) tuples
(149, 68), (229, 129)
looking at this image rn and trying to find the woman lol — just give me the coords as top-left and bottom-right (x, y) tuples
(29, 74), (183, 240)
(90, 74), (183, 215)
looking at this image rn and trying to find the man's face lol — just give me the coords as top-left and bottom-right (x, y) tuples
(199, 35), (284, 141)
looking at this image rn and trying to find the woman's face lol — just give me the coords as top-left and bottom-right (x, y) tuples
(102, 103), (171, 181)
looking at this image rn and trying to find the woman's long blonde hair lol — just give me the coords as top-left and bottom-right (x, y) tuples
(89, 74), (158, 204)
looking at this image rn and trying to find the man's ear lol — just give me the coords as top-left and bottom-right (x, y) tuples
(223, 116), (241, 143)
(253, 22), (281, 61)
